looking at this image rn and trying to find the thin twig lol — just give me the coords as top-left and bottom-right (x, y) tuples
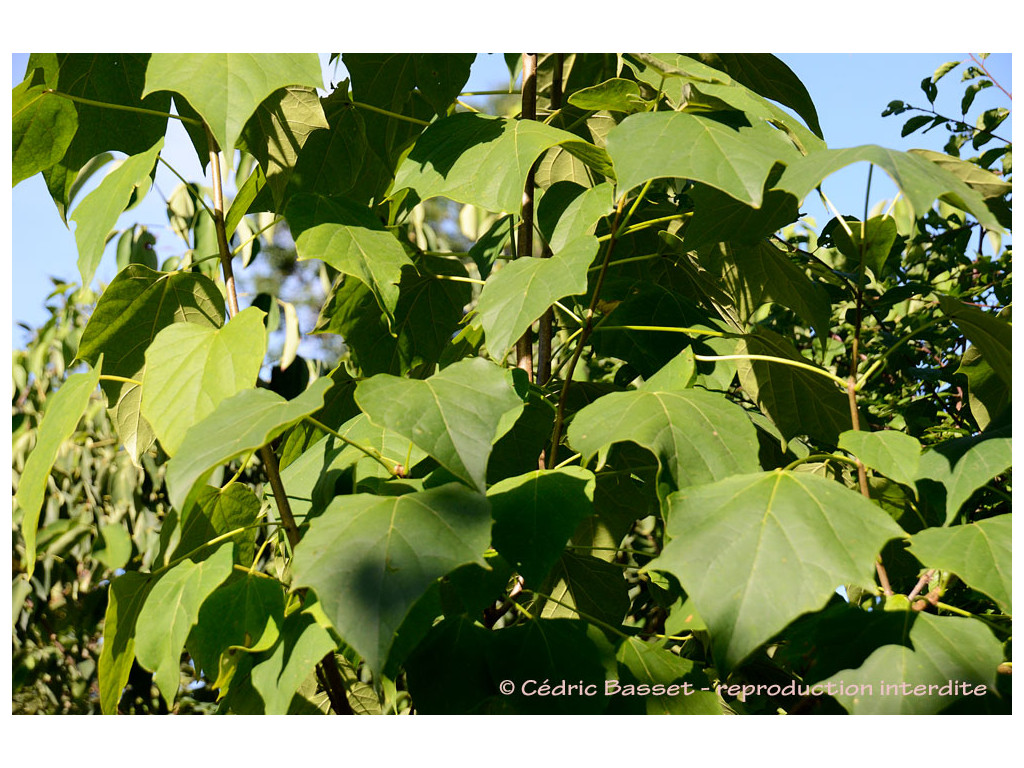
(515, 53), (539, 384)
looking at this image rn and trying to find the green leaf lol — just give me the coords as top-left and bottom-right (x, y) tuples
(165, 377), (332, 512)
(393, 112), (612, 214)
(223, 597), (338, 714)
(567, 78), (650, 114)
(909, 515), (1011, 613)
(15, 361), (100, 567)
(141, 307), (267, 456)
(467, 214), (512, 280)
(236, 86), (328, 209)
(650, 471), (904, 672)
(224, 163), (266, 237)
(188, 572), (286, 691)
(539, 551), (631, 629)
(614, 637), (721, 714)
(287, 193), (414, 325)
(70, 138), (164, 286)
(549, 182), (615, 253)
(172, 483), (263, 568)
(568, 388), (759, 491)
(12, 70), (78, 186)
(98, 571), (155, 714)
(959, 341), (1010, 430)
(938, 296), (1011, 386)
(606, 110), (801, 206)
(685, 53), (823, 138)
(735, 327), (853, 444)
(290, 484), (492, 675)
(134, 544), (234, 708)
(489, 467), (596, 584)
(94, 522), (133, 572)
(821, 215), (898, 277)
(682, 181), (801, 251)
(313, 255), (471, 378)
(823, 613), (1002, 714)
(475, 235), (598, 361)
(142, 54), (322, 165)
(838, 430), (922, 489)
(76, 265), (225, 463)
(28, 54), (171, 220)
(355, 358), (523, 492)
(908, 148), (1011, 200)
(917, 437), (1011, 525)
(776, 146), (1002, 231)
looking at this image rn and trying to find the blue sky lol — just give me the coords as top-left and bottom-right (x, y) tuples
(9, 52), (1012, 342)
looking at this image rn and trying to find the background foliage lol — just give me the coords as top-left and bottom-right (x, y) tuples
(12, 52), (1011, 715)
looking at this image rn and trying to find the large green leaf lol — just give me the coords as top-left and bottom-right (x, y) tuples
(287, 193), (413, 325)
(98, 571), (154, 714)
(686, 53), (823, 138)
(838, 429), (922, 489)
(70, 138), (164, 286)
(777, 145), (1002, 231)
(236, 86), (328, 209)
(613, 637), (721, 714)
(908, 149), (1012, 200)
(290, 484), (492, 675)
(549, 181), (615, 252)
(134, 544), (234, 708)
(567, 388), (759, 490)
(188, 572), (286, 691)
(959, 341), (1010, 431)
(475, 236), (598, 360)
(355, 358), (523, 492)
(171, 484), (263, 568)
(489, 467), (596, 584)
(567, 78), (650, 114)
(27, 54), (171, 220)
(142, 53), (322, 164)
(393, 112), (612, 214)
(606, 110), (801, 206)
(822, 215), (899, 277)
(313, 255), (471, 377)
(15, 362), (100, 567)
(12, 69), (78, 186)
(909, 515), (1011, 613)
(735, 327), (853, 444)
(650, 471), (904, 672)
(141, 307), (267, 456)
(165, 378), (332, 512)
(77, 265), (225, 463)
(823, 612), (1003, 714)
(938, 296), (1011, 386)
(916, 436), (1011, 525)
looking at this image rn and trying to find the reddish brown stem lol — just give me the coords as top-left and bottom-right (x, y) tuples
(515, 53), (539, 383)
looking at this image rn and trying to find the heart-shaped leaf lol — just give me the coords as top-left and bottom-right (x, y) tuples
(650, 471), (904, 672)
(291, 484), (492, 675)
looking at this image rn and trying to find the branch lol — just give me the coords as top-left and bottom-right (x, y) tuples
(515, 53), (539, 384)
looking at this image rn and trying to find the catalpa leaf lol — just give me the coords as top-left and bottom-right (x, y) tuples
(838, 429), (922, 489)
(15, 361), (101, 567)
(539, 551), (631, 629)
(567, 388), (759, 490)
(12, 69), (78, 186)
(650, 471), (904, 672)
(71, 138), (164, 286)
(916, 436), (1011, 525)
(287, 193), (414, 325)
(134, 544), (234, 708)
(823, 612), (1002, 714)
(98, 571), (154, 714)
(614, 637), (721, 715)
(291, 484), (492, 675)
(393, 112), (612, 214)
(142, 306), (267, 456)
(777, 145), (1002, 231)
(76, 265), (225, 463)
(355, 358), (523, 493)
(606, 110), (801, 206)
(489, 467), (596, 584)
(165, 377), (332, 512)
(475, 236), (598, 361)
(938, 296), (1011, 386)
(142, 53), (322, 166)
(909, 515), (1011, 613)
